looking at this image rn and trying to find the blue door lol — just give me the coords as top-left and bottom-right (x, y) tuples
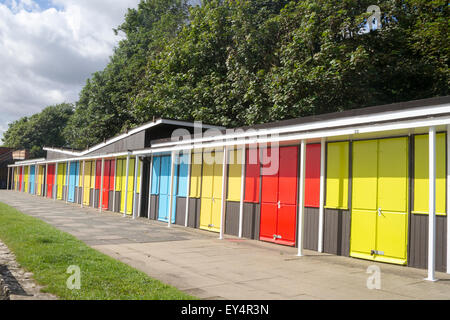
(151, 155), (176, 223)
(176, 153), (189, 198)
(29, 165), (36, 194)
(68, 162), (78, 202)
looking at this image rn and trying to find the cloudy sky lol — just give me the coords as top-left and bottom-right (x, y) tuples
(0, 0), (142, 142)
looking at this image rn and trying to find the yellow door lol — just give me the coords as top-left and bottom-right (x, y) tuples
(24, 167), (29, 193)
(350, 137), (409, 265)
(83, 161), (92, 205)
(126, 158), (135, 215)
(199, 151), (223, 232)
(200, 154), (214, 230)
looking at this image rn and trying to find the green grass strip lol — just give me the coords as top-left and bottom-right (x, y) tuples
(0, 202), (196, 300)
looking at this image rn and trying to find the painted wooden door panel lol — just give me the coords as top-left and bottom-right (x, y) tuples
(277, 205), (297, 246)
(325, 142), (349, 209)
(350, 137), (408, 265)
(30, 165), (35, 194)
(259, 203), (278, 241)
(102, 160), (111, 210)
(278, 146), (298, 205)
(46, 165), (55, 198)
(227, 149), (242, 202)
(126, 158), (135, 215)
(177, 154), (189, 197)
(68, 162), (77, 202)
(260, 146), (298, 247)
(200, 198), (213, 229)
(83, 161), (92, 205)
(24, 166), (29, 193)
(151, 156), (161, 195)
(244, 148), (260, 203)
(413, 133), (446, 214)
(19, 167), (23, 192)
(189, 153), (202, 198)
(199, 151), (224, 232)
(376, 137), (408, 263)
(305, 144), (320, 207)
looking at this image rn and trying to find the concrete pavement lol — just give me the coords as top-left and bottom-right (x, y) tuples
(0, 190), (449, 300)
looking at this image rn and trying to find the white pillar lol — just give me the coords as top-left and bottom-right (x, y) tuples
(184, 150), (192, 227)
(54, 163), (58, 200)
(147, 155), (153, 220)
(447, 125), (450, 274)
(238, 145), (246, 238)
(99, 158), (105, 212)
(123, 154), (130, 217)
(44, 164), (48, 197)
(297, 140), (306, 256)
(132, 156), (139, 219)
(426, 126), (437, 281)
(112, 158), (117, 212)
(318, 138), (326, 252)
(219, 146), (228, 240)
(168, 152), (176, 227)
(138, 157), (144, 218)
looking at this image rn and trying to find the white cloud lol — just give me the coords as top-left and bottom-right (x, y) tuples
(0, 0), (140, 142)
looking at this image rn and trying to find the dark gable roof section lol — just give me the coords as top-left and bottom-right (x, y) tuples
(150, 95), (450, 145)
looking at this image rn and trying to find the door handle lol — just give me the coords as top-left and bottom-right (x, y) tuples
(277, 201), (281, 209)
(377, 208), (382, 216)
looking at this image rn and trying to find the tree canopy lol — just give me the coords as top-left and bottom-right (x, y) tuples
(2, 103), (74, 158)
(3, 0), (449, 153)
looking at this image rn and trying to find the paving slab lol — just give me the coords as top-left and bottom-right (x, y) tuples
(0, 190), (449, 300)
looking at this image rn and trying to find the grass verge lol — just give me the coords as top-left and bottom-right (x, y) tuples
(0, 202), (196, 300)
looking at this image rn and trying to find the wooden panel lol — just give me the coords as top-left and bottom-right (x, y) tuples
(413, 133), (446, 214)
(305, 144), (321, 208)
(325, 142), (349, 209)
(303, 207), (319, 251)
(323, 209), (351, 256)
(225, 201), (240, 236)
(408, 214), (447, 272)
(188, 198), (201, 228)
(243, 202), (260, 240)
(175, 197), (187, 226)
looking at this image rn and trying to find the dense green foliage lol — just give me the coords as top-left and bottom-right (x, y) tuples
(0, 202), (195, 299)
(2, 103), (74, 158)
(3, 0), (449, 152)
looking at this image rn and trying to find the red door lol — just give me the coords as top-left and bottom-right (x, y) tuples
(102, 160), (111, 210)
(260, 146), (298, 246)
(47, 164), (55, 198)
(19, 167), (23, 192)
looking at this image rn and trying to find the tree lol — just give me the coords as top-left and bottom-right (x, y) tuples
(2, 103), (74, 158)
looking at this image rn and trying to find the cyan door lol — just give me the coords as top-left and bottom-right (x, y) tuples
(29, 165), (36, 194)
(68, 162), (78, 202)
